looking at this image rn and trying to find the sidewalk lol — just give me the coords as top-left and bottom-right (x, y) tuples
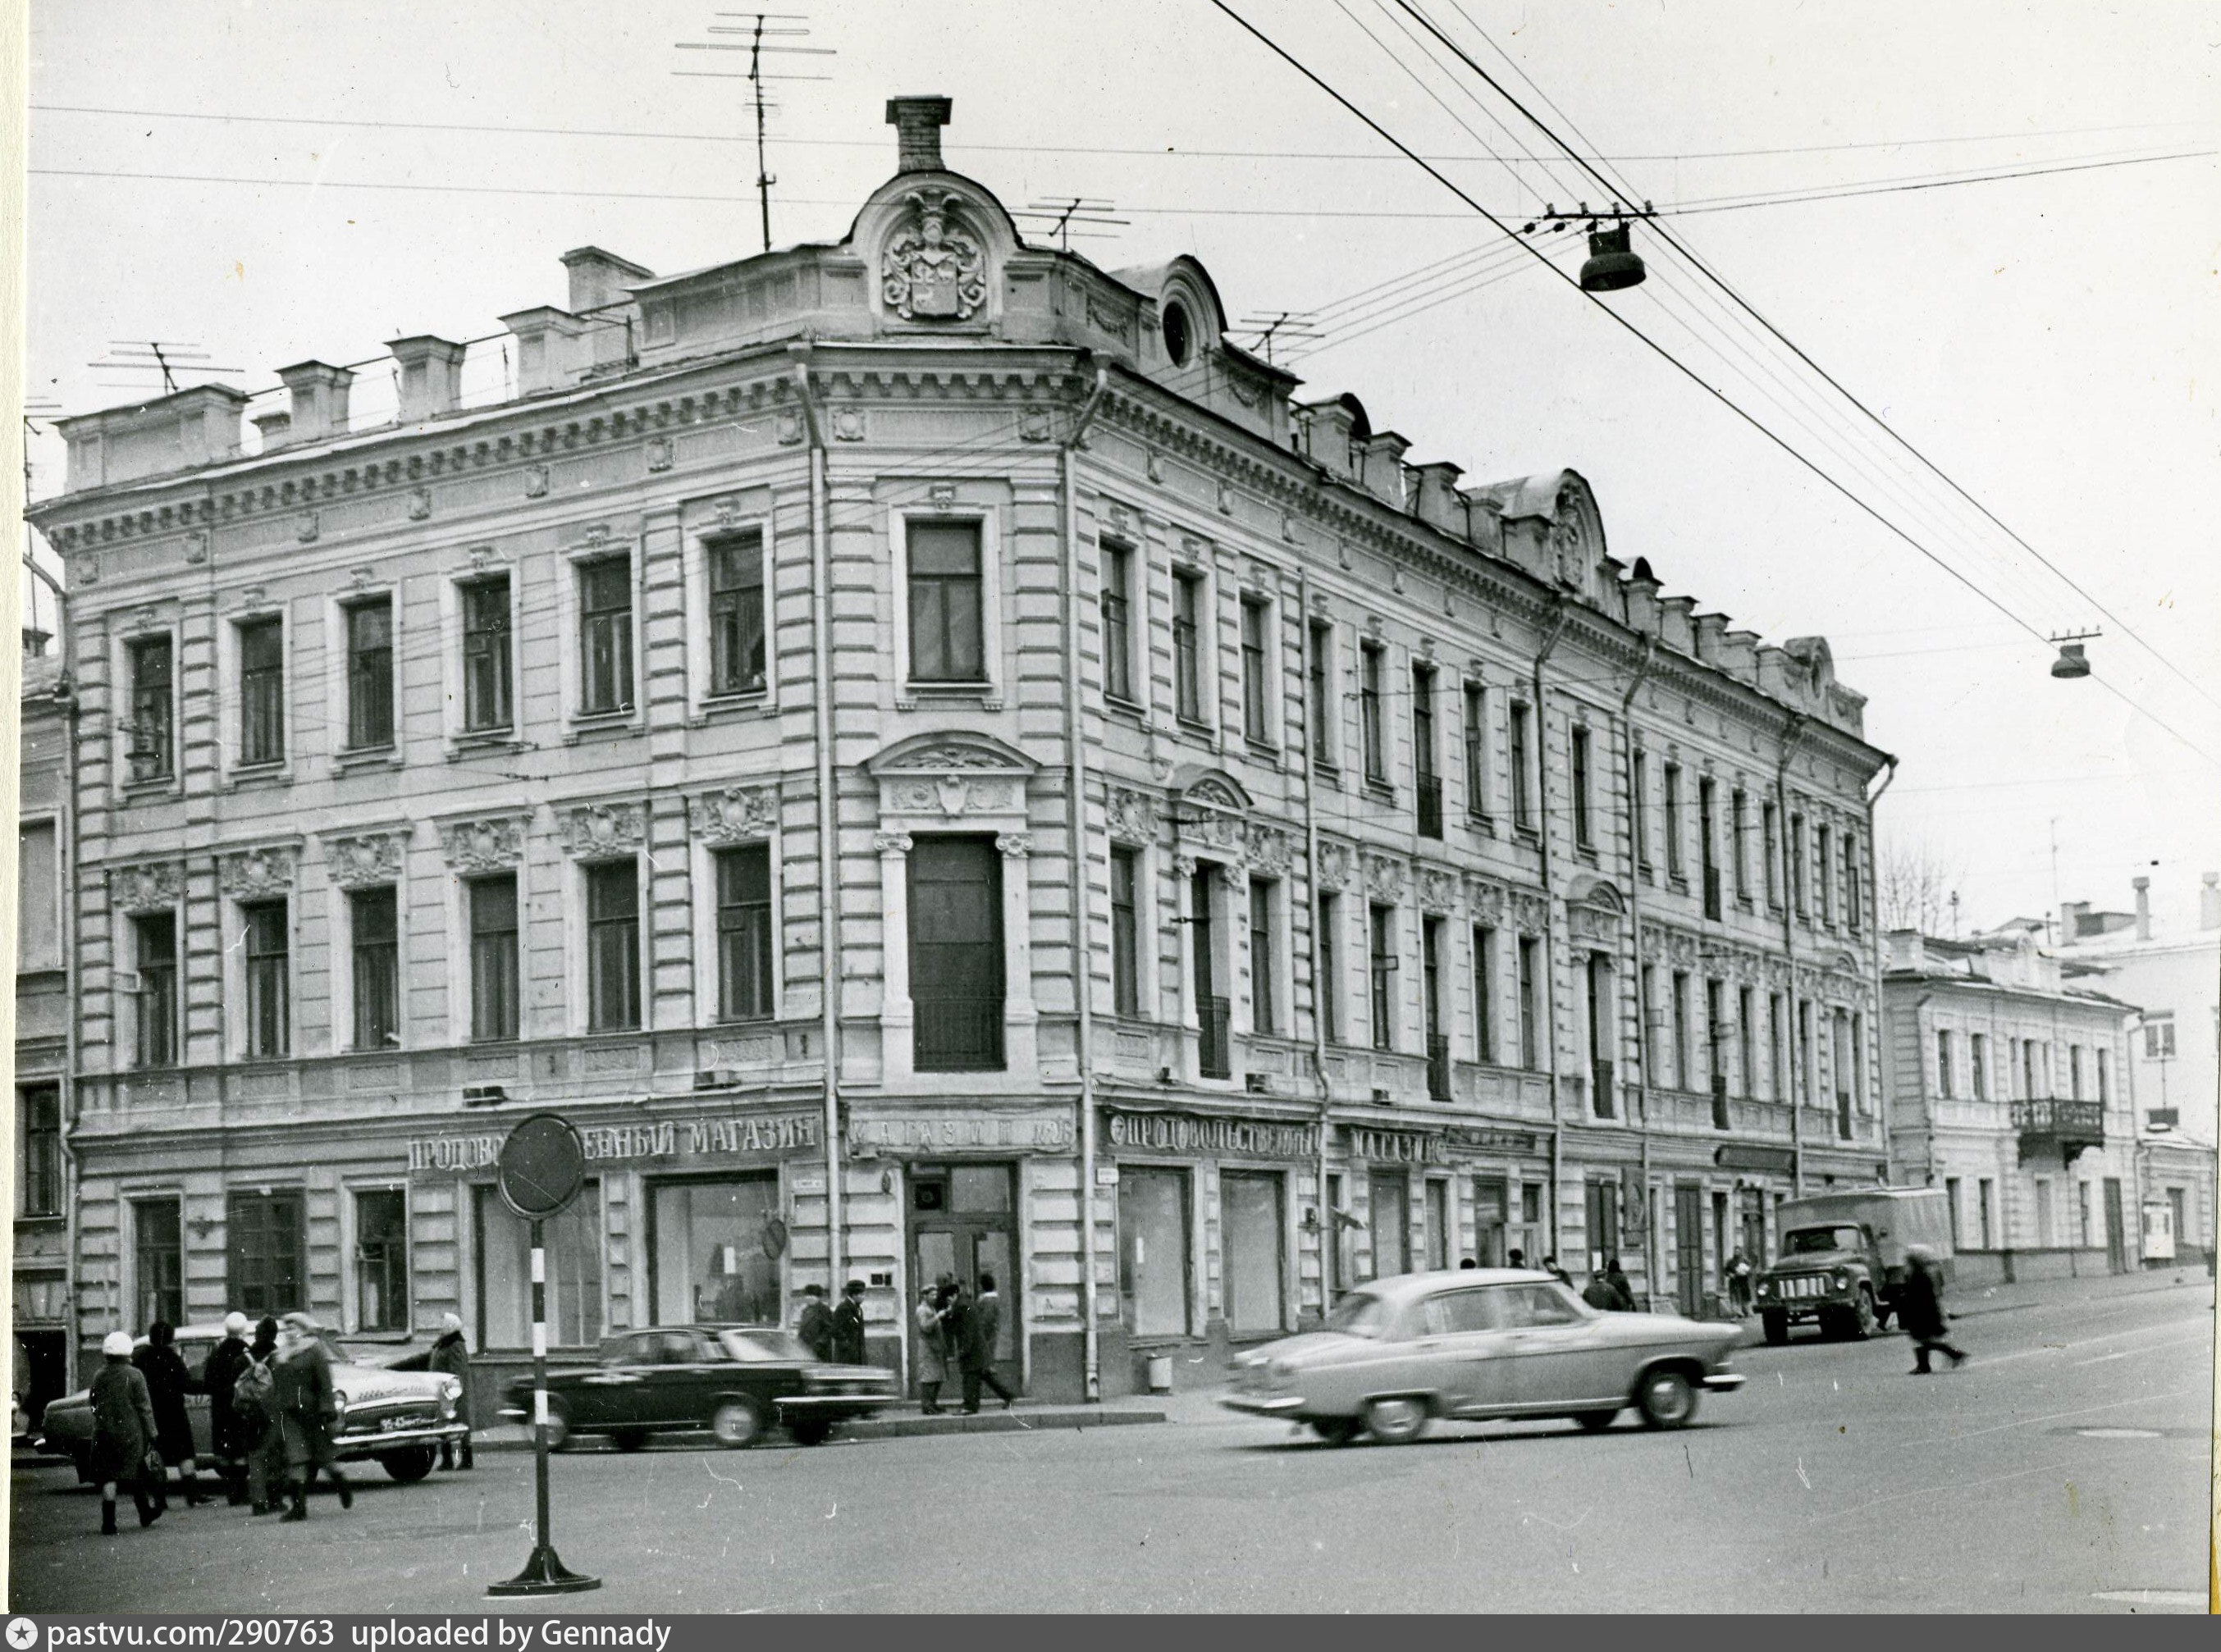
(1941, 1265), (2214, 1322)
(474, 1397), (1168, 1451)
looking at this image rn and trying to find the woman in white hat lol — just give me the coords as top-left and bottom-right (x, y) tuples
(202, 1312), (256, 1504)
(272, 1312), (351, 1520)
(430, 1312), (473, 1471)
(89, 1330), (162, 1535)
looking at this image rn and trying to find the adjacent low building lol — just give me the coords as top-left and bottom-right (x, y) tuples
(29, 95), (1892, 1405)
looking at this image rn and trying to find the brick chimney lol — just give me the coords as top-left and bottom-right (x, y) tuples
(1356, 431), (1411, 507)
(386, 335), (467, 423)
(275, 361), (354, 444)
(2059, 900), (2089, 941)
(1410, 461), (1465, 536)
(2132, 875), (2151, 941)
(886, 96), (953, 172)
(2201, 872), (2221, 931)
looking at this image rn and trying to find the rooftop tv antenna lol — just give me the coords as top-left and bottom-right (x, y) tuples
(1016, 198), (1128, 253)
(1238, 311), (1323, 367)
(674, 12), (835, 254)
(87, 342), (242, 395)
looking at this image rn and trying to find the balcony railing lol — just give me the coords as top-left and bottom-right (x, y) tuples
(2011, 1097), (2104, 1166)
(1702, 865), (1723, 921)
(1415, 774), (1443, 840)
(1199, 995), (1232, 1079)
(1836, 1092), (1853, 1140)
(915, 997), (1006, 1072)
(1711, 1075), (1730, 1130)
(1592, 1057), (1615, 1119)
(1426, 1034), (1453, 1101)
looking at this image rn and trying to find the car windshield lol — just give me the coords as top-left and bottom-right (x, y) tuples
(1783, 1225), (1863, 1256)
(720, 1329), (812, 1364)
(1324, 1292), (1393, 1339)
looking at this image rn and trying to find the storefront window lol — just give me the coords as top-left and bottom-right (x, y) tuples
(651, 1175), (781, 1326)
(1369, 1175), (1410, 1279)
(477, 1183), (603, 1349)
(1473, 1176), (1508, 1266)
(1118, 1167), (1190, 1338)
(1425, 1180), (1451, 1270)
(1221, 1171), (1285, 1335)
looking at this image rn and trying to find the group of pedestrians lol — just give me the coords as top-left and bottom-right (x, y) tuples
(912, 1273), (1015, 1415)
(794, 1280), (869, 1366)
(87, 1310), (368, 1536)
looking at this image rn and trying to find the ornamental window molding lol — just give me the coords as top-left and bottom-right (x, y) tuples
(108, 860), (185, 915)
(562, 801), (649, 861)
(866, 731), (1038, 836)
(1360, 851), (1408, 906)
(1415, 865), (1461, 915)
(322, 828), (411, 890)
(1105, 787), (1158, 847)
(689, 785), (778, 846)
(437, 815), (528, 875)
(218, 843), (299, 901)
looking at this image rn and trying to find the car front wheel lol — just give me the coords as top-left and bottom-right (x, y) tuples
(379, 1446), (436, 1483)
(1311, 1417), (1360, 1448)
(710, 1399), (765, 1449)
(1761, 1310), (1789, 1346)
(1637, 1369), (1698, 1430)
(1575, 1410), (1617, 1432)
(1849, 1290), (1877, 1340)
(1364, 1397), (1428, 1444)
(540, 1401), (571, 1452)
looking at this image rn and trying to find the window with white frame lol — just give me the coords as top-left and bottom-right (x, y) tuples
(1249, 875), (1278, 1034)
(1240, 596), (1274, 747)
(1316, 890), (1342, 1044)
(236, 614), (286, 767)
(715, 843), (775, 1022)
(1173, 568), (1208, 724)
(240, 899), (290, 1058)
(706, 527), (769, 697)
(468, 874), (520, 1043)
(585, 860), (643, 1033)
(1101, 541), (1136, 705)
(1309, 622), (1337, 769)
(577, 557), (635, 714)
(907, 518), (988, 686)
(460, 573), (514, 733)
(350, 886), (400, 1050)
(1110, 846), (1142, 1019)
(1462, 682), (1488, 819)
(131, 910), (179, 1069)
(343, 595), (395, 751)
(126, 632), (175, 783)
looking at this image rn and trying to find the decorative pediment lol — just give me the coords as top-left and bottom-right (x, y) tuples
(690, 786), (778, 846)
(1360, 852), (1408, 905)
(219, 844), (298, 901)
(1246, 824), (1294, 877)
(868, 731), (1037, 778)
(1642, 922), (1702, 969)
(1315, 840), (1355, 892)
(1565, 874), (1627, 946)
(1416, 865), (1461, 915)
(109, 860), (184, 915)
(870, 731), (1035, 824)
(562, 801), (648, 861)
(322, 828), (409, 890)
(1168, 765), (1253, 817)
(1469, 875), (1548, 934)
(880, 187), (990, 323)
(438, 815), (528, 875)
(1106, 787), (1158, 847)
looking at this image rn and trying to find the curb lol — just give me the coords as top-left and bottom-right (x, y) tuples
(1951, 1274), (2214, 1321)
(473, 1406), (1168, 1451)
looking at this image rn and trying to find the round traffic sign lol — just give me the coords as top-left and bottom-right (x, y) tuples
(497, 1113), (587, 1220)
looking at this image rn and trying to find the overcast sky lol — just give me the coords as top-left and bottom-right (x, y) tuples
(25, 0), (2220, 935)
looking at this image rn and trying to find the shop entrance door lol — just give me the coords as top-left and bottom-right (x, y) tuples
(2102, 1178), (2127, 1273)
(1675, 1186), (1705, 1317)
(908, 1162), (1021, 1397)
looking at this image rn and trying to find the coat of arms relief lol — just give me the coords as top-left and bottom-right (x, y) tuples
(881, 189), (988, 322)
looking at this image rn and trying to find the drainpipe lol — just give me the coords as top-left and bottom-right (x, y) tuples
(1864, 755), (1899, 1180)
(789, 349), (843, 1294)
(1530, 597), (1570, 1257)
(1298, 564), (1333, 1318)
(1912, 992), (1935, 1187)
(1616, 637), (1657, 1289)
(1060, 357), (1110, 1401)
(1774, 714), (1807, 1195)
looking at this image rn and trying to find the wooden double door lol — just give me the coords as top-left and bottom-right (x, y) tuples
(908, 1161), (1021, 1395)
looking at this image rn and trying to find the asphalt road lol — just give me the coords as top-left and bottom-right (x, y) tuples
(10, 1280), (2211, 1614)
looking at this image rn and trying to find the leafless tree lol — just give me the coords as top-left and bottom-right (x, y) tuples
(1876, 837), (1966, 935)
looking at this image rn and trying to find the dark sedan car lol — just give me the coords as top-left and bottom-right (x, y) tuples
(500, 1326), (896, 1449)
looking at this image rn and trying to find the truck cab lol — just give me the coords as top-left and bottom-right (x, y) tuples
(1754, 1221), (1887, 1344)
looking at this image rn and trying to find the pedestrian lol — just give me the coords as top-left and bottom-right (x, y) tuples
(429, 1312), (474, 1471)
(1507, 1248), (1527, 1269)
(797, 1285), (834, 1362)
(913, 1279), (952, 1414)
(238, 1317), (285, 1516)
(971, 1271), (1017, 1411)
(89, 1330), (162, 1536)
(1542, 1254), (1573, 1286)
(1725, 1248), (1754, 1317)
(1604, 1256), (1635, 1311)
(943, 1283), (989, 1415)
(202, 1312), (254, 1506)
(273, 1312), (351, 1521)
(1897, 1244), (1967, 1375)
(1582, 1274), (1625, 1312)
(831, 1280), (867, 1366)
(132, 1320), (207, 1507)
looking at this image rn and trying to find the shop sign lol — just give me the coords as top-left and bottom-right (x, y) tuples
(1451, 1127), (1539, 1155)
(1715, 1144), (1795, 1175)
(1104, 1109), (1319, 1160)
(408, 1110), (818, 1175)
(1347, 1126), (1449, 1165)
(848, 1109), (1075, 1155)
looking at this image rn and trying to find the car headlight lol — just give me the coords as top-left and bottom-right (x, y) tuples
(332, 1397), (349, 1421)
(1831, 1271), (1850, 1290)
(438, 1378), (460, 1417)
(1755, 1279), (1771, 1297)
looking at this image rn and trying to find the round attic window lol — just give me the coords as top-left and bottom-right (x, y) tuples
(1163, 300), (1193, 367)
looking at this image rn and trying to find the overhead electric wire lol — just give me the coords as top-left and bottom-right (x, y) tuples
(1202, 0), (2221, 769)
(1397, 0), (2221, 719)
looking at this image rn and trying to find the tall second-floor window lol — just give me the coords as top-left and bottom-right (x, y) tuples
(1317, 892), (1341, 1043)
(16, 1083), (61, 1218)
(345, 597), (395, 750)
(1762, 801), (1781, 907)
(1508, 702), (1533, 829)
(469, 875), (520, 1042)
(461, 576), (513, 732)
(1462, 683), (1488, 818)
(1817, 824), (1835, 924)
(1413, 664), (1439, 837)
(1971, 1034), (1989, 1099)
(1517, 936), (1541, 1070)
(241, 899), (289, 1058)
(1307, 621), (1335, 768)
(133, 912), (178, 1070)
(127, 634), (174, 781)
(707, 529), (767, 695)
(1843, 830), (1862, 930)
(1249, 878), (1277, 1034)
(586, 861), (642, 1033)
(1472, 924), (1497, 1062)
(1730, 788), (1750, 899)
(1789, 813), (1808, 915)
(1570, 727), (1593, 848)
(715, 844), (774, 1022)
(1632, 748), (1649, 868)
(350, 887), (400, 1050)
(910, 837), (1005, 1072)
(1360, 643), (1387, 783)
(1663, 763), (1684, 877)
(238, 616), (285, 766)
(2068, 1045), (2085, 1100)
(1368, 903), (1396, 1051)
(907, 522), (985, 684)
(1241, 599), (1273, 746)
(1937, 1029), (1955, 1098)
(1109, 847), (1140, 1019)
(1172, 571), (1205, 723)
(1100, 543), (1135, 704)
(578, 559), (634, 714)
(1671, 971), (1691, 1088)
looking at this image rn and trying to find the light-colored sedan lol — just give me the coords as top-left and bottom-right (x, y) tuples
(1222, 1268), (1745, 1444)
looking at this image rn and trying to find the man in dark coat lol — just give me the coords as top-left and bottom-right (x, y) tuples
(830, 1280), (867, 1366)
(240, 1317), (286, 1516)
(430, 1312), (474, 1471)
(132, 1320), (206, 1507)
(90, 1330), (162, 1535)
(943, 1285), (989, 1416)
(1582, 1274), (1630, 1312)
(971, 1271), (1017, 1410)
(273, 1312), (351, 1520)
(202, 1312), (255, 1505)
(1603, 1257), (1637, 1312)
(1898, 1245), (1967, 1374)
(797, 1285), (835, 1362)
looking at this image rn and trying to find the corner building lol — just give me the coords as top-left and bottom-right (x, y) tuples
(33, 98), (1890, 1404)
